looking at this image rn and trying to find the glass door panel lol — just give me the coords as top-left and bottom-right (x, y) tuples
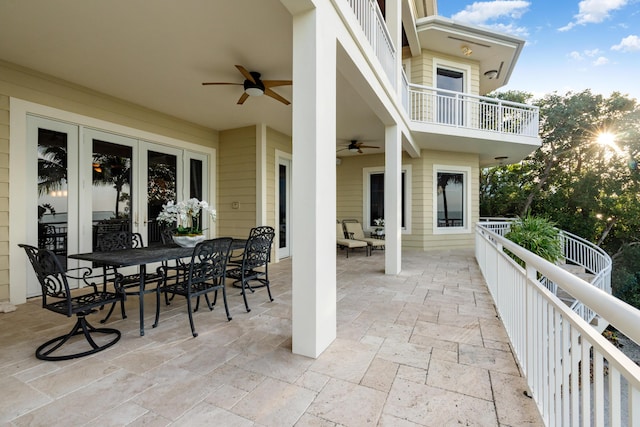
(28, 115), (79, 296)
(277, 158), (291, 258)
(91, 139), (134, 249)
(147, 149), (178, 245)
(437, 68), (464, 125)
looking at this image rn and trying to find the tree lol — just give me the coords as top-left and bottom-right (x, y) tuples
(92, 154), (131, 218)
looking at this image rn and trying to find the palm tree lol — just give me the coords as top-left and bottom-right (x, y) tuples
(437, 172), (464, 226)
(38, 145), (67, 196)
(92, 154), (131, 218)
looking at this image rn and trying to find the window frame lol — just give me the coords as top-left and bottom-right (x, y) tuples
(362, 165), (412, 234)
(433, 164), (471, 235)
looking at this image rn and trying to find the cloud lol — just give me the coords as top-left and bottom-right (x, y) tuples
(569, 51), (584, 60)
(568, 48), (603, 60)
(593, 56), (610, 65)
(484, 22), (530, 38)
(559, 0), (629, 31)
(451, 1), (530, 25)
(611, 35), (640, 52)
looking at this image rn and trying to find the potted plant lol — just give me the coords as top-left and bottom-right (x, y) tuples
(157, 198), (216, 247)
(373, 218), (385, 236)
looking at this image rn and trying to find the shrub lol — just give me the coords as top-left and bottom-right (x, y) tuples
(505, 215), (563, 266)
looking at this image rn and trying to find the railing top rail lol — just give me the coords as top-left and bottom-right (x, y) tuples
(408, 84), (539, 111)
(560, 228), (611, 261)
(477, 222), (639, 345)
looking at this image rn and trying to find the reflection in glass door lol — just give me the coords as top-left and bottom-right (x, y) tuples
(91, 139), (134, 250)
(278, 158), (291, 259)
(437, 67), (464, 125)
(37, 130), (69, 264)
(147, 150), (177, 245)
(29, 116), (79, 297)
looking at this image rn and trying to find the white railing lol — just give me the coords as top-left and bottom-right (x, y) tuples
(346, 0), (397, 84)
(478, 219), (612, 325)
(476, 223), (640, 426)
(408, 84), (540, 137)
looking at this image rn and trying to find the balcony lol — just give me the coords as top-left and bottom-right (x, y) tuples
(406, 83), (540, 138)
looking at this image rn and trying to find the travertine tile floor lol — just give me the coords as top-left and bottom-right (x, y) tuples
(0, 249), (543, 426)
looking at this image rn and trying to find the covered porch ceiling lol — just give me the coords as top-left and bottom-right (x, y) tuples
(0, 0), (384, 152)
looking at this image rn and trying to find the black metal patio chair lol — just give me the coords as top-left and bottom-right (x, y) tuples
(19, 243), (124, 361)
(225, 226), (275, 312)
(153, 238), (234, 337)
(95, 231), (162, 321)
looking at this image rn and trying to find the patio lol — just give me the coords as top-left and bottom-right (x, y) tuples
(0, 249), (542, 426)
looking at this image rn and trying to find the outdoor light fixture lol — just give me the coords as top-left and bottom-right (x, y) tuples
(494, 156), (508, 165)
(244, 87), (264, 97)
(461, 46), (473, 56)
(484, 70), (498, 79)
(243, 80), (264, 97)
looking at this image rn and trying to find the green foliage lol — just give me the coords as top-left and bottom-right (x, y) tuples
(483, 90), (640, 308)
(505, 215), (563, 266)
(611, 245), (640, 310)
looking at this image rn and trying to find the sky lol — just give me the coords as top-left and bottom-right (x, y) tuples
(437, 0), (640, 101)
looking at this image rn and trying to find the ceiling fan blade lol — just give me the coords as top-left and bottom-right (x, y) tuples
(264, 88), (291, 105)
(336, 147), (348, 152)
(202, 82), (242, 85)
(358, 145), (379, 149)
(358, 148), (363, 154)
(237, 92), (249, 105)
(263, 79), (292, 88)
(235, 65), (256, 83)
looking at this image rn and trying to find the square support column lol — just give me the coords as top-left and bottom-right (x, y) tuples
(290, 5), (337, 358)
(385, 125), (402, 274)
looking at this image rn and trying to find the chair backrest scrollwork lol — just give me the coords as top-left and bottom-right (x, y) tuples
(242, 226), (275, 270)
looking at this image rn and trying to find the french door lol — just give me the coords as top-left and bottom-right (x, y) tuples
(277, 157), (291, 259)
(28, 116), (209, 297)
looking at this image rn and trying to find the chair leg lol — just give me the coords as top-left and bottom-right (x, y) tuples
(221, 287), (232, 321)
(186, 296), (198, 337)
(240, 280), (251, 312)
(36, 315), (121, 361)
(100, 300), (119, 324)
(153, 284), (162, 328)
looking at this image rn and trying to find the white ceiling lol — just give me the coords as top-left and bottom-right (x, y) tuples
(0, 0), (384, 149)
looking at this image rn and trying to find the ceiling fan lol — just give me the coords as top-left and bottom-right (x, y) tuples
(202, 65), (292, 105)
(337, 140), (380, 154)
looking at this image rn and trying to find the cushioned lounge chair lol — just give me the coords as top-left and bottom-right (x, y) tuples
(336, 222), (368, 257)
(342, 219), (385, 254)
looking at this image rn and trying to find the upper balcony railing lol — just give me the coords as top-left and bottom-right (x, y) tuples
(476, 222), (640, 426)
(346, 0), (397, 84)
(408, 84), (540, 138)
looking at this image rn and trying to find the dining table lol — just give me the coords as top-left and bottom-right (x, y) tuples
(69, 238), (247, 336)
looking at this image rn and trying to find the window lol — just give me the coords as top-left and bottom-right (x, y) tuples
(363, 166), (411, 233)
(433, 165), (471, 233)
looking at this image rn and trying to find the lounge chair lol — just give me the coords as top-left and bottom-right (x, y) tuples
(336, 222), (368, 257)
(342, 219), (385, 254)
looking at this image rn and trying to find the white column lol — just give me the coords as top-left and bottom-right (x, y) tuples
(385, 125), (402, 274)
(290, 5), (337, 358)
(385, 0), (402, 94)
(256, 123), (267, 226)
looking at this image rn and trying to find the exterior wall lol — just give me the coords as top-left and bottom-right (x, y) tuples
(0, 60), (217, 302)
(218, 126), (257, 238)
(423, 149), (479, 250)
(336, 149), (479, 251)
(406, 49), (480, 95)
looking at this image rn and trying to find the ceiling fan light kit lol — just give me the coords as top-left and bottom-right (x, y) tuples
(202, 65), (291, 105)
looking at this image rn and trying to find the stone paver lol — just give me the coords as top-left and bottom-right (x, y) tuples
(0, 249), (543, 426)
